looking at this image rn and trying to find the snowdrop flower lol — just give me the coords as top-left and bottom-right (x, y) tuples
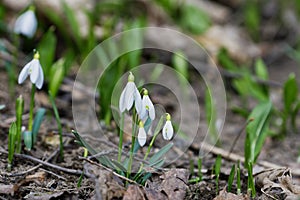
(138, 121), (147, 147)
(162, 113), (173, 140)
(140, 89), (155, 121)
(18, 51), (44, 89)
(119, 72), (142, 113)
(14, 6), (37, 38)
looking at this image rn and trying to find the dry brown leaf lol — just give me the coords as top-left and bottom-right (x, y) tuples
(24, 191), (64, 200)
(123, 185), (145, 200)
(213, 187), (248, 200)
(255, 168), (300, 199)
(160, 168), (189, 200)
(0, 184), (18, 195)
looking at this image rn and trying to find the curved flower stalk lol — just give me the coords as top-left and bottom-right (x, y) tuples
(18, 51), (44, 89)
(138, 121), (147, 147)
(162, 113), (174, 140)
(140, 89), (155, 121)
(14, 5), (37, 38)
(119, 72), (142, 114)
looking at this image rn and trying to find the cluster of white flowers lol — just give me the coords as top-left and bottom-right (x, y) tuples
(119, 72), (174, 147)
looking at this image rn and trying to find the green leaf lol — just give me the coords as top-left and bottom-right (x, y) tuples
(172, 51), (188, 79)
(62, 1), (83, 52)
(8, 122), (17, 168)
(291, 100), (300, 131)
(227, 164), (236, 192)
(32, 108), (46, 144)
(71, 130), (116, 170)
(283, 73), (298, 113)
(49, 59), (65, 98)
(38, 27), (57, 77)
(255, 58), (268, 80)
(245, 101), (272, 165)
(23, 131), (33, 150)
(217, 48), (238, 71)
(179, 5), (211, 34)
(148, 142), (173, 164)
(49, 91), (64, 160)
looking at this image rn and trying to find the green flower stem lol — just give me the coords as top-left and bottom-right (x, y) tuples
(28, 84), (36, 131)
(118, 112), (125, 162)
(126, 110), (138, 181)
(15, 96), (24, 153)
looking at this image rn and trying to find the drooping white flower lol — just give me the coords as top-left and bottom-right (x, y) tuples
(14, 6), (37, 38)
(137, 121), (147, 147)
(140, 89), (155, 121)
(162, 113), (173, 140)
(18, 51), (44, 89)
(119, 72), (142, 113)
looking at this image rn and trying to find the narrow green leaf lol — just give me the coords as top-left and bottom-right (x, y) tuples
(237, 162), (241, 195)
(173, 51), (188, 79)
(32, 108), (46, 144)
(227, 164), (236, 192)
(255, 58), (268, 80)
(245, 101), (272, 165)
(283, 73), (298, 113)
(23, 131), (33, 150)
(148, 142), (173, 164)
(291, 100), (300, 131)
(8, 122), (17, 169)
(15, 95), (24, 153)
(38, 26), (57, 76)
(71, 130), (115, 170)
(214, 155), (222, 177)
(49, 59), (65, 99)
(49, 91), (64, 160)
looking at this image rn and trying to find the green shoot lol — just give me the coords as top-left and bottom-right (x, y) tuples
(247, 161), (256, 197)
(118, 112), (124, 162)
(32, 108), (46, 145)
(77, 148), (88, 188)
(227, 164), (236, 192)
(237, 161), (241, 195)
(49, 91), (64, 161)
(8, 122), (17, 171)
(189, 158), (194, 177)
(15, 95), (24, 153)
(214, 155), (222, 195)
(197, 157), (202, 183)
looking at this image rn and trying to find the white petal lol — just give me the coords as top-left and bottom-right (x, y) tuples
(18, 62), (31, 84)
(148, 102), (155, 120)
(134, 88), (142, 114)
(125, 82), (135, 111)
(30, 59), (40, 84)
(138, 127), (147, 147)
(35, 63), (44, 89)
(119, 87), (127, 112)
(162, 121), (173, 140)
(14, 10), (37, 38)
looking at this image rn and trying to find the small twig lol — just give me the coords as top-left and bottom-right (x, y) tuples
(227, 119), (254, 157)
(4, 148), (60, 177)
(79, 157), (138, 185)
(0, 149), (83, 175)
(196, 142), (300, 176)
(40, 168), (67, 181)
(87, 150), (115, 159)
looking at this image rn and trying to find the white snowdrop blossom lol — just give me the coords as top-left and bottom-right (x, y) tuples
(119, 72), (142, 113)
(14, 6), (37, 38)
(138, 121), (147, 147)
(140, 89), (155, 121)
(18, 51), (44, 89)
(162, 113), (173, 140)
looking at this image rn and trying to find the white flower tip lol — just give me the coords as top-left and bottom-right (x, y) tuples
(138, 127), (147, 147)
(162, 121), (173, 140)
